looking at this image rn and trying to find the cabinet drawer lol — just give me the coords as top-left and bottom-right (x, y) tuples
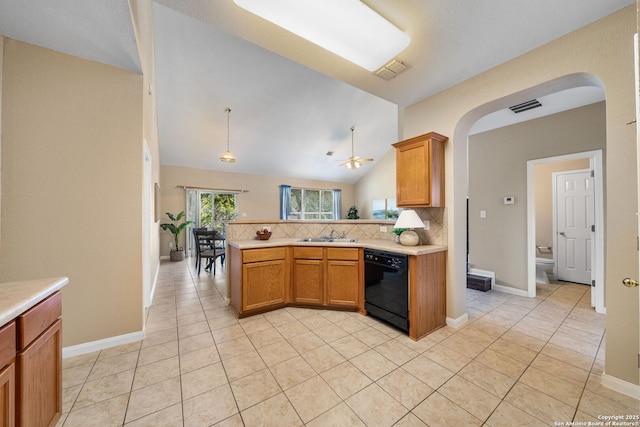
(0, 322), (16, 368)
(17, 292), (62, 350)
(327, 248), (359, 261)
(243, 247), (286, 263)
(293, 247), (323, 259)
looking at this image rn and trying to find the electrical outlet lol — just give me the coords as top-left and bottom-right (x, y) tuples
(380, 226), (388, 232)
(423, 220), (430, 230)
(169, 242), (174, 249)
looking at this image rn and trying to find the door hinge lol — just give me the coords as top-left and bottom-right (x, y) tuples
(591, 225), (595, 232)
(638, 354), (640, 368)
(590, 170), (595, 178)
(591, 280), (596, 287)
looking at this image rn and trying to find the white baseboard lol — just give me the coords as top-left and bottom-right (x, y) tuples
(63, 331), (144, 358)
(492, 284), (529, 297)
(446, 312), (469, 328)
(160, 255), (170, 260)
(601, 373), (640, 399)
(147, 263), (160, 308)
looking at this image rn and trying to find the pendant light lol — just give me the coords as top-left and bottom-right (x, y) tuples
(219, 107), (237, 163)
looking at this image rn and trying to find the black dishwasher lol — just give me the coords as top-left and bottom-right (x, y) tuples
(364, 249), (409, 332)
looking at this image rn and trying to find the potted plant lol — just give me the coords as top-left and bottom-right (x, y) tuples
(347, 205), (360, 219)
(160, 211), (193, 261)
(391, 227), (407, 244)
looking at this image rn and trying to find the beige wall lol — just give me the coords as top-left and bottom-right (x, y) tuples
(358, 7), (638, 384)
(354, 146), (396, 219)
(535, 158), (590, 257)
(468, 103), (605, 289)
(159, 165), (356, 256)
(129, 0), (162, 306)
(0, 39), (144, 346)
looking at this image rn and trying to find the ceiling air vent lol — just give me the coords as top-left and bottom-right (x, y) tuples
(375, 59), (408, 80)
(509, 99), (542, 114)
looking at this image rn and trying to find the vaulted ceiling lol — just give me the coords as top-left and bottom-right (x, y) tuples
(0, 0), (630, 183)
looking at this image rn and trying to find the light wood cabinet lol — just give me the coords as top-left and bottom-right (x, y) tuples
(0, 322), (16, 427)
(409, 251), (447, 340)
(229, 246), (289, 317)
(393, 132), (447, 208)
(292, 247), (362, 309)
(16, 291), (62, 427)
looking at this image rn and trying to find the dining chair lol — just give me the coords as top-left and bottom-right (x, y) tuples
(191, 228), (206, 268)
(193, 229), (226, 275)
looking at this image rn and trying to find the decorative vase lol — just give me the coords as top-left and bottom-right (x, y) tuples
(169, 249), (185, 261)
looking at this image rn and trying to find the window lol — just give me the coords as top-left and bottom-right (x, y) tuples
(289, 188), (335, 219)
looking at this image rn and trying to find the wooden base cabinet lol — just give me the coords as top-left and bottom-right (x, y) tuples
(0, 322), (16, 427)
(326, 248), (360, 308)
(292, 247), (324, 305)
(409, 251), (447, 341)
(16, 292), (62, 427)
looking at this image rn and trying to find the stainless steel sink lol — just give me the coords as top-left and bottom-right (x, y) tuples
(298, 237), (357, 243)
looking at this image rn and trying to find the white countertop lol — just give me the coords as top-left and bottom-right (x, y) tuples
(0, 277), (69, 326)
(228, 238), (446, 256)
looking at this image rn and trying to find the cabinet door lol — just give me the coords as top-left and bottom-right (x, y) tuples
(0, 364), (15, 427)
(396, 140), (431, 207)
(242, 260), (286, 311)
(292, 259), (324, 305)
(17, 319), (62, 427)
(326, 260), (359, 307)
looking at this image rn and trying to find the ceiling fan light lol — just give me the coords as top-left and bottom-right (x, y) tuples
(233, 0), (410, 72)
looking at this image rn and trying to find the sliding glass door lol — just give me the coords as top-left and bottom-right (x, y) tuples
(186, 189), (237, 256)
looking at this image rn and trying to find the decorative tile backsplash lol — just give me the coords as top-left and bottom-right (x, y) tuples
(226, 208), (446, 246)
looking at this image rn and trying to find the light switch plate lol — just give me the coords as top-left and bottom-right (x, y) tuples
(504, 196), (515, 205)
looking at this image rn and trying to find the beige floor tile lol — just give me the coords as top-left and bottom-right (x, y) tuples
(222, 350), (267, 382)
(212, 413), (245, 427)
(269, 355), (317, 390)
(352, 327), (392, 347)
(125, 376), (182, 423)
(123, 403), (183, 426)
(306, 402), (366, 427)
(438, 375), (501, 421)
(132, 356), (179, 390)
(519, 366), (585, 407)
(330, 335), (370, 359)
(64, 394), (129, 427)
(217, 336), (255, 360)
(423, 344), (472, 372)
(212, 324), (246, 344)
(181, 361), (228, 400)
(392, 334), (437, 354)
(240, 393), (303, 427)
(549, 330), (599, 357)
(314, 323), (350, 342)
(501, 330), (547, 352)
(62, 384), (83, 414)
(207, 313), (240, 330)
(321, 361), (373, 399)
(530, 353), (589, 385)
(457, 361), (516, 399)
(177, 310), (207, 326)
(488, 338), (538, 364)
(247, 327), (285, 349)
(402, 354), (454, 389)
(335, 317), (369, 334)
(298, 313), (334, 329)
(230, 368), (282, 411)
(97, 341), (141, 360)
(73, 369), (134, 410)
(287, 331), (326, 353)
(302, 344), (347, 373)
(63, 351), (100, 369)
(179, 331), (215, 355)
(485, 401), (546, 427)
(274, 319), (312, 339)
(87, 351), (139, 381)
(141, 328), (178, 349)
(374, 340), (418, 365)
(285, 375), (342, 423)
(540, 343), (595, 371)
(179, 344), (220, 374)
(62, 363), (94, 388)
(439, 333), (487, 358)
(257, 340), (299, 366)
(376, 368), (434, 410)
(183, 384), (239, 427)
(350, 349), (397, 381)
(578, 389), (640, 419)
(393, 412), (428, 427)
(138, 340), (179, 367)
(238, 316), (272, 335)
(345, 383), (408, 427)
(504, 382), (575, 424)
(586, 373), (640, 410)
(412, 392), (482, 427)
(178, 320), (210, 339)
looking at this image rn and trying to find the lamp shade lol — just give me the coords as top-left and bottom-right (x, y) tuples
(394, 210), (424, 229)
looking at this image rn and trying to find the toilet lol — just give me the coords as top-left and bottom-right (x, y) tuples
(535, 257), (555, 284)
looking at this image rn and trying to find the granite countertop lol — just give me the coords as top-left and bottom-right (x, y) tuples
(0, 277), (69, 326)
(228, 238), (446, 256)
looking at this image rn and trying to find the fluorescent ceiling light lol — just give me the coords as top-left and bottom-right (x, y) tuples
(233, 0), (410, 72)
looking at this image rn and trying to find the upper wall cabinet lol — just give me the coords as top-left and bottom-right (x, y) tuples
(393, 132), (448, 208)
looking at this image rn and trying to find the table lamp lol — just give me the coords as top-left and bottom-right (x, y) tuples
(394, 210), (425, 246)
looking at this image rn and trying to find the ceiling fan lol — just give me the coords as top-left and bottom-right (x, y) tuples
(340, 126), (373, 169)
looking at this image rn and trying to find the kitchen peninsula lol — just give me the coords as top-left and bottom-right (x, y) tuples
(226, 220), (446, 341)
(0, 276), (68, 426)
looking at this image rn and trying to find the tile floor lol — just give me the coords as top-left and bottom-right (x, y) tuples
(58, 259), (639, 426)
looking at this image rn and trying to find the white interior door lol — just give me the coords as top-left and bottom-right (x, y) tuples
(555, 169), (593, 285)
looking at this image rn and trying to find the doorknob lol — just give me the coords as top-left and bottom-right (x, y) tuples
(559, 231), (566, 237)
(622, 278), (639, 288)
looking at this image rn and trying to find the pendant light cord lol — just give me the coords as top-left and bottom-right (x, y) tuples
(226, 108), (231, 151)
